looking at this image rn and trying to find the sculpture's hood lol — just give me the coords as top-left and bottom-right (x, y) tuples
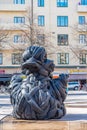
(21, 46), (55, 76)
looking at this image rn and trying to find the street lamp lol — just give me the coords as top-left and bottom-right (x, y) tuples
(77, 67), (80, 87)
(30, 0), (33, 45)
(31, 0), (33, 25)
(77, 67), (80, 74)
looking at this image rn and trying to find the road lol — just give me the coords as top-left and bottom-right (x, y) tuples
(0, 93), (12, 120)
(65, 90), (87, 106)
(0, 90), (87, 121)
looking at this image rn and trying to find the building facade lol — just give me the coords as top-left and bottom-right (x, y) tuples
(0, 0), (87, 82)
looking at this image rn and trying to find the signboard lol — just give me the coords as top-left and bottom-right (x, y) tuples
(0, 70), (5, 74)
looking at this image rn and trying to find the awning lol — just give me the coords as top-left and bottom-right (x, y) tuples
(0, 78), (11, 82)
(69, 74), (87, 80)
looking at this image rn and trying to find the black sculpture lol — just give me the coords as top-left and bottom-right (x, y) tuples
(8, 46), (68, 120)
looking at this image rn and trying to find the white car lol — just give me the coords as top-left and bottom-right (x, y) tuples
(67, 81), (80, 90)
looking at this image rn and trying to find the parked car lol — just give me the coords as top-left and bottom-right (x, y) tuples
(67, 81), (80, 90)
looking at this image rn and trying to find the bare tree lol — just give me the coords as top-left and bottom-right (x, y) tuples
(0, 29), (9, 49)
(8, 8), (57, 56)
(68, 23), (87, 65)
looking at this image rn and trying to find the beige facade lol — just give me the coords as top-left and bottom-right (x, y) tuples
(0, 0), (87, 77)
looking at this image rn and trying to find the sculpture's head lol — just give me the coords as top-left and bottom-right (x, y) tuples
(21, 46), (55, 76)
(58, 73), (69, 86)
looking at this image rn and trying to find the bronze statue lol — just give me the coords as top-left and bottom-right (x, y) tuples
(8, 46), (68, 120)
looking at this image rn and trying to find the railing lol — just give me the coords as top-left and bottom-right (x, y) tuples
(77, 4), (87, 12)
(78, 24), (87, 31)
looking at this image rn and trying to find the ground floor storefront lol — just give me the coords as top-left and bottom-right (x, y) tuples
(0, 67), (21, 86)
(54, 67), (87, 84)
(0, 66), (87, 86)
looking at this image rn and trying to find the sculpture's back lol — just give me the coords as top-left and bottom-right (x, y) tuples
(8, 46), (68, 120)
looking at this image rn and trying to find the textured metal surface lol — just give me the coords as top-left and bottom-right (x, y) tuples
(8, 46), (68, 120)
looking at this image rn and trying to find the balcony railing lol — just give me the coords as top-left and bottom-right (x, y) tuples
(77, 4), (87, 12)
(78, 24), (87, 31)
(0, 4), (27, 11)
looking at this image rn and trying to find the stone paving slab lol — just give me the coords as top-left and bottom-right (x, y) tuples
(0, 115), (87, 130)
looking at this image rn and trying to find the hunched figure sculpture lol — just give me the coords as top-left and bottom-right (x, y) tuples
(8, 46), (68, 120)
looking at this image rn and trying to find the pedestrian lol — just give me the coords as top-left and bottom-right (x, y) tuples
(79, 83), (83, 90)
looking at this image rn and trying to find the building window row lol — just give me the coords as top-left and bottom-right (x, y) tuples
(12, 0), (87, 6)
(0, 53), (22, 65)
(0, 52), (87, 65)
(13, 15), (87, 27)
(2, 15), (69, 27)
(58, 34), (87, 45)
(13, 34), (45, 44)
(13, 34), (87, 45)
(13, 0), (25, 4)
(37, 0), (68, 7)
(38, 16), (68, 26)
(58, 53), (87, 64)
(37, 0), (87, 7)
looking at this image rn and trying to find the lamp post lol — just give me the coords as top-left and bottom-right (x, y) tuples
(77, 67), (80, 85)
(31, 0), (33, 25)
(30, 0), (33, 45)
(77, 67), (80, 74)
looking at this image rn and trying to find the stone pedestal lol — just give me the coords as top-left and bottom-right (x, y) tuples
(0, 115), (87, 130)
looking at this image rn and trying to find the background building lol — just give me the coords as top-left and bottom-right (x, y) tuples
(0, 0), (87, 83)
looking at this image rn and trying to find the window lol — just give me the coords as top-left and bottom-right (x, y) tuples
(38, 16), (45, 26)
(81, 0), (87, 5)
(79, 16), (85, 24)
(12, 53), (22, 64)
(37, 34), (45, 44)
(57, 34), (68, 45)
(14, 17), (25, 23)
(14, 35), (25, 43)
(57, 16), (68, 27)
(38, 0), (44, 7)
(13, 0), (25, 4)
(0, 53), (3, 64)
(79, 34), (86, 44)
(57, 0), (68, 7)
(57, 53), (69, 64)
(80, 53), (87, 64)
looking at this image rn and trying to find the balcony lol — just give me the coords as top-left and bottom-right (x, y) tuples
(77, 5), (87, 12)
(78, 24), (87, 32)
(0, 4), (27, 11)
